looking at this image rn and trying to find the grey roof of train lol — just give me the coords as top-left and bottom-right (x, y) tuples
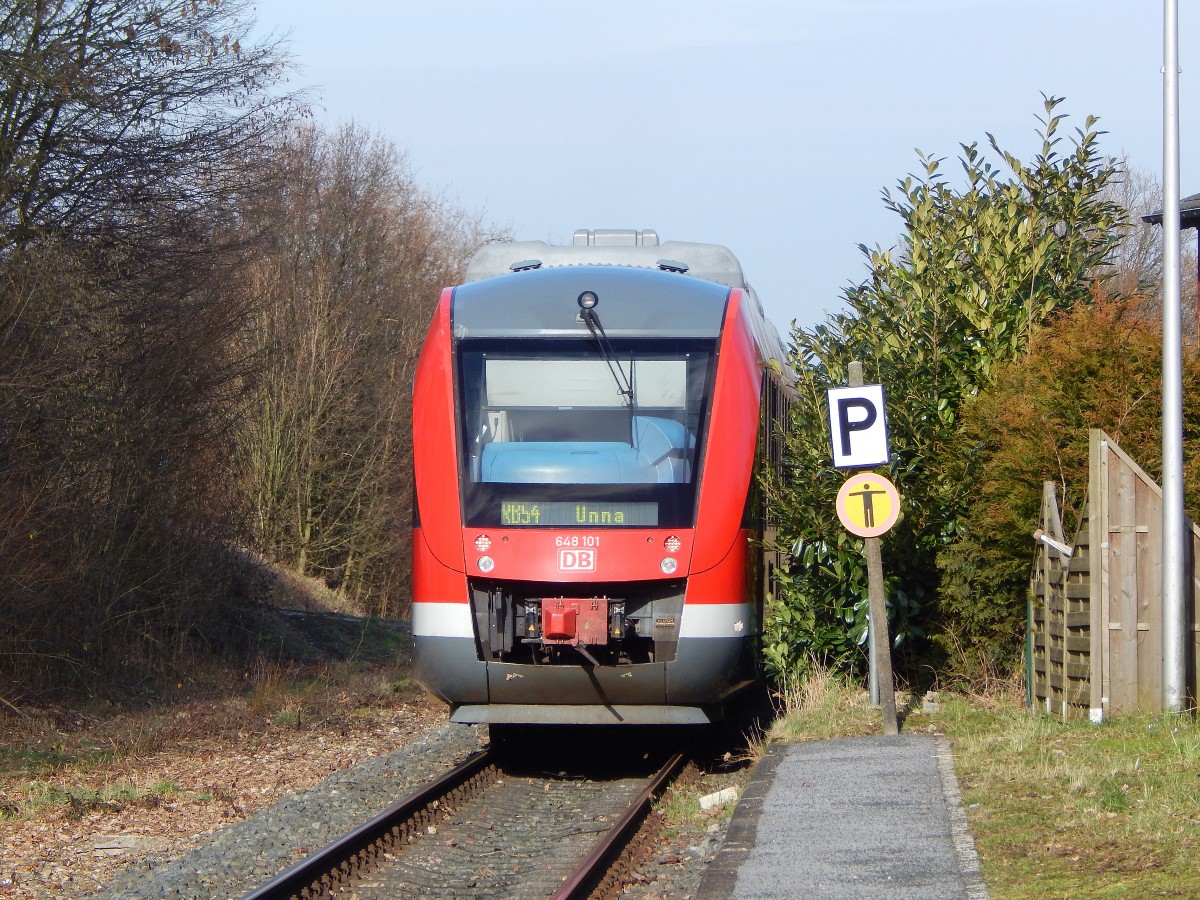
(464, 230), (749, 290)
(453, 265), (730, 339)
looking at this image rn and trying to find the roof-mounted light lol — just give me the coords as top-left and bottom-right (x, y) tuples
(577, 290), (599, 310)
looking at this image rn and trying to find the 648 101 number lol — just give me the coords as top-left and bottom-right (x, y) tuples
(555, 535), (599, 547)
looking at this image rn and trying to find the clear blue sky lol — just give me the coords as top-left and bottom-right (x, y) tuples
(250, 1), (1198, 332)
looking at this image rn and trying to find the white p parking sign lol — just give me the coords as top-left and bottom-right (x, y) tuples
(827, 384), (889, 469)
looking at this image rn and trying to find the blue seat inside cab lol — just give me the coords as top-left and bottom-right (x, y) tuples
(480, 416), (693, 484)
(481, 442), (643, 484)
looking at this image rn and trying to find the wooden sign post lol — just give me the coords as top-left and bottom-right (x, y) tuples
(829, 361), (899, 736)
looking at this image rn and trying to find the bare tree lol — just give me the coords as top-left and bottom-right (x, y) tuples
(0, 0), (293, 249)
(237, 123), (497, 616)
(1103, 158), (1198, 333)
(0, 0), (298, 696)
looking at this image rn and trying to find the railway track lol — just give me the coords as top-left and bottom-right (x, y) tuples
(244, 739), (688, 899)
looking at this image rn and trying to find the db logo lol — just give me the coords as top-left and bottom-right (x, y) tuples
(558, 549), (596, 572)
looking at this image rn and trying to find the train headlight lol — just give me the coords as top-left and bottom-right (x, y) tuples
(474, 534), (492, 552)
(660, 557), (677, 575)
(664, 535), (681, 553)
(478, 556), (495, 573)
(577, 290), (599, 310)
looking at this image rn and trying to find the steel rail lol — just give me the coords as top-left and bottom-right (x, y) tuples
(553, 751), (687, 900)
(242, 747), (495, 900)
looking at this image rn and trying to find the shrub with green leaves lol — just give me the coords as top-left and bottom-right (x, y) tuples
(766, 96), (1124, 682)
(936, 299), (1200, 678)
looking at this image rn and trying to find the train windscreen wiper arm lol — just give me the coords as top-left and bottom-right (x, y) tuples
(580, 307), (634, 407)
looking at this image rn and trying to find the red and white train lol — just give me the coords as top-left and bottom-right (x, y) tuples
(411, 229), (793, 725)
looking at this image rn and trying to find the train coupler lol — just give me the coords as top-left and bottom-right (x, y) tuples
(539, 597), (610, 646)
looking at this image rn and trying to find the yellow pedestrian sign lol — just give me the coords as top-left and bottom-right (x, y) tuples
(836, 472), (900, 538)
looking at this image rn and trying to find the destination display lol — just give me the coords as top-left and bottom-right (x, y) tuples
(500, 500), (658, 527)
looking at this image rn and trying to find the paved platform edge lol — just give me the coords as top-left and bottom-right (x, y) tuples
(693, 742), (786, 900)
(932, 734), (990, 900)
(694, 734), (991, 899)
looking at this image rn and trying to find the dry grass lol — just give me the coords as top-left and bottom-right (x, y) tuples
(0, 638), (442, 898)
(251, 562), (368, 617)
(0, 599), (425, 825)
(0, 658), (425, 820)
(766, 665), (881, 744)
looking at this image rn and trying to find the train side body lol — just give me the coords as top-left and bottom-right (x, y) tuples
(411, 232), (791, 725)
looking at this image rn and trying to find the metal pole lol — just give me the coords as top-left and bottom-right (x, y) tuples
(1161, 0), (1186, 713)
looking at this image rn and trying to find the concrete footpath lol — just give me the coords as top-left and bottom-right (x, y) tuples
(695, 733), (990, 899)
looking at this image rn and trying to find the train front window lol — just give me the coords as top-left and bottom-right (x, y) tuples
(457, 338), (715, 528)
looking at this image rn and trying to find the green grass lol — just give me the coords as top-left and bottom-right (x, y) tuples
(652, 751), (757, 851)
(270, 707), (301, 727)
(938, 698), (1200, 899)
(5, 777), (182, 819)
(0, 745), (116, 776)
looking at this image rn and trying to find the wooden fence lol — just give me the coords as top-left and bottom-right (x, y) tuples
(1029, 429), (1200, 719)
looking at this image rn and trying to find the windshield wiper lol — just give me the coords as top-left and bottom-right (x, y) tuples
(580, 305), (634, 407)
